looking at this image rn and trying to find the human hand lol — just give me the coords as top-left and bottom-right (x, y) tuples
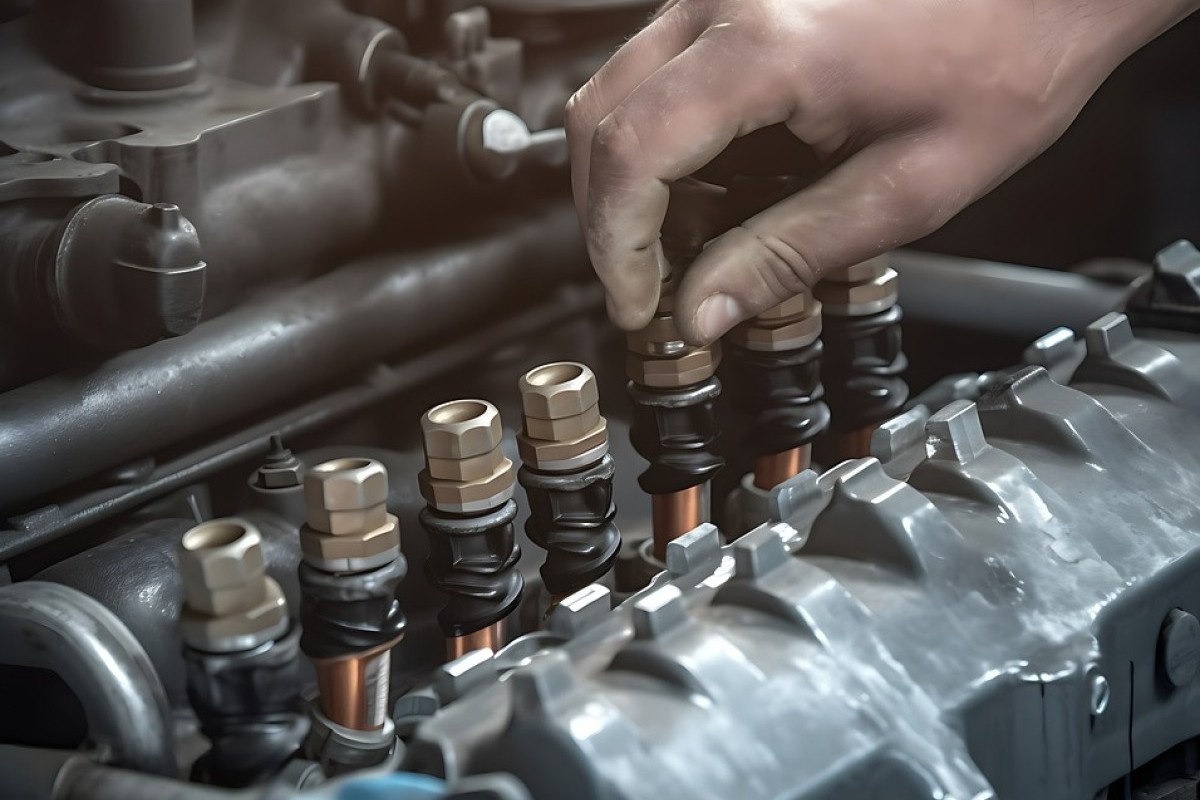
(567, 0), (1198, 343)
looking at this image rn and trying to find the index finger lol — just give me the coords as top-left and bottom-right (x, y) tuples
(584, 28), (795, 329)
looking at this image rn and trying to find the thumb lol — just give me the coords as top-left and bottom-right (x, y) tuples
(674, 134), (964, 344)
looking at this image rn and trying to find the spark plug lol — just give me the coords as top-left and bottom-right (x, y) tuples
(516, 363), (621, 607)
(178, 518), (305, 787)
(297, 458), (405, 774)
(815, 256), (909, 461)
(418, 400), (524, 660)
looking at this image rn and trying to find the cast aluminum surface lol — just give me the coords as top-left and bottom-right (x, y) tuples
(408, 314), (1200, 800)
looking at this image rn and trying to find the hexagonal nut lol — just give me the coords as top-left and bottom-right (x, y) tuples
(427, 445), (505, 482)
(518, 417), (609, 471)
(519, 363), (599, 420)
(255, 459), (303, 489)
(729, 311), (822, 352)
(524, 404), (602, 442)
(300, 515), (401, 571)
(756, 292), (818, 322)
(419, 458), (516, 514)
(179, 519), (268, 616)
(824, 253), (890, 284)
(626, 344), (721, 389)
(305, 457), (388, 512)
(181, 577), (288, 653)
(626, 314), (688, 357)
(814, 268), (898, 315)
(305, 502), (389, 536)
(421, 400), (503, 459)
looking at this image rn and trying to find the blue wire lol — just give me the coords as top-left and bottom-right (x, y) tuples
(338, 772), (448, 800)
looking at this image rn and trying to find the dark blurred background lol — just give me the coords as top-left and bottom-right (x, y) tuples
(916, 13), (1200, 269)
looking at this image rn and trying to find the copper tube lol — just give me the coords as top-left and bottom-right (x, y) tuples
(446, 619), (507, 661)
(311, 636), (401, 731)
(652, 484), (708, 561)
(832, 425), (877, 462)
(753, 445), (812, 491)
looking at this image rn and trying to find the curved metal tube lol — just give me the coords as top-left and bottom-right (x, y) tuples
(0, 582), (176, 776)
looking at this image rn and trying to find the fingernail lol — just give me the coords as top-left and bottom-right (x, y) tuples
(695, 294), (744, 342)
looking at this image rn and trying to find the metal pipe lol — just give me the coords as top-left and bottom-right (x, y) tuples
(0, 582), (175, 776)
(0, 202), (587, 513)
(891, 250), (1132, 340)
(0, 283), (601, 562)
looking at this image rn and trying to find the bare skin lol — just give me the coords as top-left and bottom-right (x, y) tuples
(566, 0), (1200, 344)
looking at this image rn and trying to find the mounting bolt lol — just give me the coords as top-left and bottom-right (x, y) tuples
(1159, 608), (1200, 688)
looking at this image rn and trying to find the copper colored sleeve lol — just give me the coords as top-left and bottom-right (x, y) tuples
(832, 425), (877, 462)
(446, 619), (507, 661)
(753, 445), (812, 491)
(312, 636), (401, 731)
(652, 485), (707, 561)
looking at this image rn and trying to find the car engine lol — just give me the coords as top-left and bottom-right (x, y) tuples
(2, 2), (1200, 799)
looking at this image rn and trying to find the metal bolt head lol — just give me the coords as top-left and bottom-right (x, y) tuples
(178, 519), (267, 616)
(626, 315), (688, 357)
(305, 458), (388, 510)
(517, 418), (608, 472)
(824, 254), (890, 284)
(1160, 608), (1200, 688)
(418, 458), (516, 514)
(180, 577), (288, 653)
(523, 405), (602, 442)
(626, 344), (721, 388)
(728, 310), (822, 352)
(303, 458), (389, 535)
(815, 267), (898, 316)
(300, 514), (401, 573)
(519, 362), (599, 420)
(421, 400), (503, 459)
(755, 291), (818, 321)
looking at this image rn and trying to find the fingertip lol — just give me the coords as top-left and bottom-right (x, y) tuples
(674, 231), (781, 345)
(605, 290), (658, 331)
(686, 293), (746, 345)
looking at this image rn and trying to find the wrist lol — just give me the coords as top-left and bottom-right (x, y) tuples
(1073, 0), (1199, 71)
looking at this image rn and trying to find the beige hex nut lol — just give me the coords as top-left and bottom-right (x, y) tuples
(730, 312), (823, 352)
(626, 314), (688, 357)
(181, 577), (288, 653)
(626, 344), (721, 389)
(421, 400), (503, 459)
(427, 446), (504, 482)
(824, 254), (891, 284)
(755, 292), (819, 322)
(307, 504), (389, 537)
(419, 457), (516, 514)
(179, 519), (268, 617)
(815, 268), (898, 314)
(519, 363), (599, 420)
(300, 514), (401, 572)
(524, 404), (601, 442)
(518, 417), (609, 471)
(304, 458), (389, 535)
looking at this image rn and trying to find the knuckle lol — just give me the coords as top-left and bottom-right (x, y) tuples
(743, 226), (817, 293)
(563, 89), (589, 139)
(591, 111), (641, 163)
